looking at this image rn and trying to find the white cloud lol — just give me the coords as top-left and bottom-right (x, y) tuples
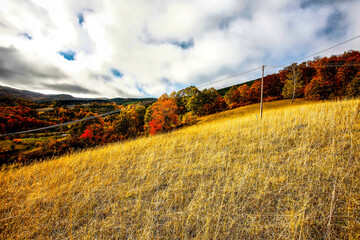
(0, 0), (359, 98)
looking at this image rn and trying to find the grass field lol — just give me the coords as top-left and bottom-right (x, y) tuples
(1, 99), (359, 239)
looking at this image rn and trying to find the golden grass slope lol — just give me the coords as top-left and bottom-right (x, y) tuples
(1, 99), (360, 239)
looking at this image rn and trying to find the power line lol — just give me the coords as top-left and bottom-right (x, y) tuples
(0, 100), (157, 138)
(0, 109), (122, 138)
(197, 66), (262, 88)
(279, 62), (360, 69)
(197, 34), (360, 89)
(297, 63), (360, 68)
(267, 34), (360, 70)
(197, 62), (360, 92)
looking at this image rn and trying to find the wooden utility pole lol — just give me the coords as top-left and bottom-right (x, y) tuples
(260, 65), (265, 119)
(291, 64), (301, 103)
(292, 65), (296, 103)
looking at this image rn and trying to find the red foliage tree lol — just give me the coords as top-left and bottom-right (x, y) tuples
(262, 73), (284, 101)
(80, 123), (105, 146)
(211, 95), (228, 113)
(147, 99), (178, 135)
(305, 76), (323, 100)
(335, 63), (359, 96)
(250, 80), (261, 102)
(80, 128), (94, 139)
(0, 106), (53, 134)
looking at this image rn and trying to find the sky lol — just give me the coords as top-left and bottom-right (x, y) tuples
(0, 0), (359, 98)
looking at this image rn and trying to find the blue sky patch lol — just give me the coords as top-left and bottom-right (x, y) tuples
(77, 13), (84, 25)
(58, 50), (76, 61)
(136, 85), (146, 94)
(20, 33), (32, 40)
(171, 39), (194, 49)
(111, 68), (124, 78)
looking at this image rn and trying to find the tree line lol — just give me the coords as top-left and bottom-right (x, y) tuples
(225, 50), (360, 107)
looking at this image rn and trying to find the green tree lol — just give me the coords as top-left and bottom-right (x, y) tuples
(224, 86), (241, 108)
(346, 75), (360, 97)
(113, 112), (131, 137)
(282, 64), (303, 102)
(144, 103), (154, 125)
(134, 105), (146, 131)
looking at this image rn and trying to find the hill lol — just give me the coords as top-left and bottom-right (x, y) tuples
(0, 85), (156, 104)
(0, 85), (47, 100)
(1, 99), (359, 239)
(0, 85), (78, 102)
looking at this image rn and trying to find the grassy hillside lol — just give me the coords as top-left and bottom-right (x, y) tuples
(1, 99), (360, 239)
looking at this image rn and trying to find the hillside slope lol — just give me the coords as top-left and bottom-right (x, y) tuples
(1, 99), (359, 239)
(0, 85), (156, 104)
(0, 85), (76, 102)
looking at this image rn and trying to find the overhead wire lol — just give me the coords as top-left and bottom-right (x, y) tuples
(197, 66), (262, 88)
(267, 34), (360, 70)
(198, 34), (360, 89)
(0, 109), (123, 138)
(297, 63), (360, 68)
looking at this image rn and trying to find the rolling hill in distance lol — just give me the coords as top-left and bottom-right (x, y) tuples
(1, 98), (359, 239)
(0, 85), (156, 104)
(0, 85), (76, 102)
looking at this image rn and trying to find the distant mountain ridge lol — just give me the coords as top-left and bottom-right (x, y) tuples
(0, 85), (156, 103)
(0, 85), (76, 102)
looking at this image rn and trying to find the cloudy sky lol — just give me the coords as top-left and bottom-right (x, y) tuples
(0, 0), (359, 98)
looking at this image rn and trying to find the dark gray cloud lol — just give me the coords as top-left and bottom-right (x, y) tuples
(114, 87), (133, 98)
(139, 27), (194, 50)
(95, 74), (113, 82)
(43, 83), (98, 94)
(0, 46), (66, 86)
(318, 10), (347, 38)
(301, 0), (352, 8)
(161, 77), (171, 84)
(219, 16), (237, 30)
(0, 64), (17, 79)
(170, 39), (194, 49)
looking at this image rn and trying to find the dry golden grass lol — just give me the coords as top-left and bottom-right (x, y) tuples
(1, 99), (360, 239)
(197, 99), (313, 125)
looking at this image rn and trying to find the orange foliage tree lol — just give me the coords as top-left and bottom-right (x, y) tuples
(146, 97), (178, 135)
(237, 84), (254, 105)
